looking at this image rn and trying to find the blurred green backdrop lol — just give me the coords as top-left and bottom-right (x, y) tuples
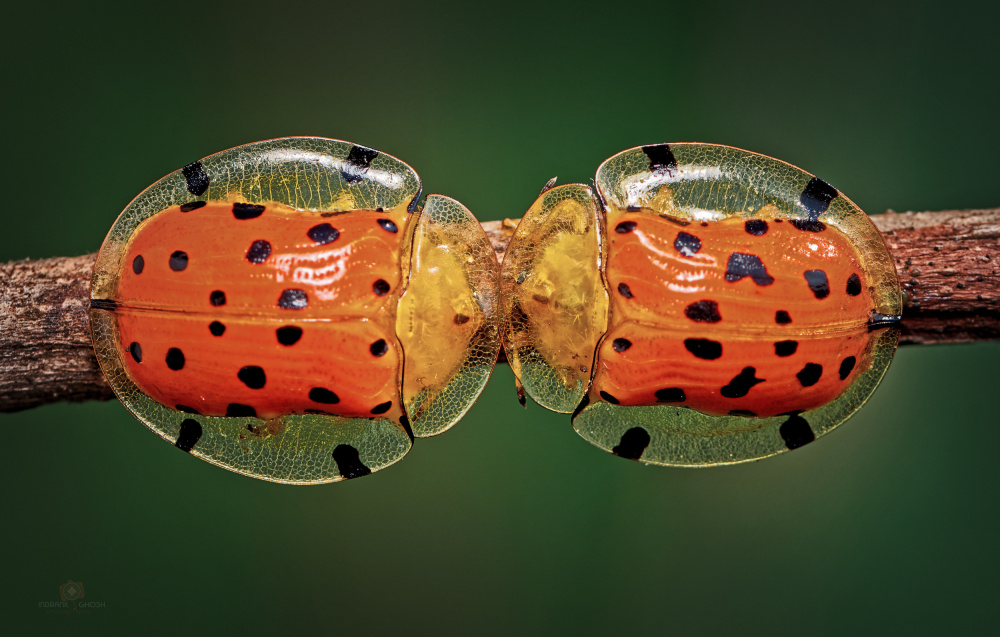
(3, 0), (998, 634)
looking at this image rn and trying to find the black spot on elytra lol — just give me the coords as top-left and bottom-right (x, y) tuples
(674, 231), (701, 256)
(238, 366), (266, 389)
(641, 144), (677, 176)
(372, 279), (390, 296)
(720, 367), (764, 398)
(775, 310), (792, 324)
(725, 253), (774, 286)
(166, 348), (185, 370)
(180, 201), (206, 212)
(729, 409), (757, 417)
(804, 270), (830, 299)
(182, 161), (209, 196)
(176, 405), (199, 414)
(839, 356), (857, 380)
(246, 240), (272, 264)
(685, 300), (721, 323)
(169, 251), (188, 272)
(371, 401), (392, 415)
(232, 202), (265, 220)
(774, 340), (798, 357)
(790, 219), (826, 232)
(454, 314), (470, 325)
(370, 339), (389, 357)
(210, 290), (226, 306)
(800, 177), (838, 219)
(132, 255), (144, 274)
(278, 289), (308, 309)
(796, 363), (823, 387)
(377, 218), (398, 233)
(612, 426), (651, 460)
(129, 342), (142, 363)
(226, 403), (257, 418)
(615, 221), (637, 234)
(612, 338), (632, 353)
(209, 321), (226, 336)
(684, 338), (722, 360)
(745, 220), (768, 235)
(175, 419), (203, 452)
(780, 414), (815, 449)
(654, 387), (686, 403)
(847, 273), (862, 296)
(276, 326), (302, 346)
(341, 145), (379, 184)
(309, 387), (339, 404)
(599, 391), (620, 405)
(333, 444), (371, 479)
(90, 298), (117, 311)
(617, 282), (633, 298)
(308, 223), (339, 245)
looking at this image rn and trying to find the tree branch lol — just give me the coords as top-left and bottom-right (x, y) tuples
(2, 208), (997, 413)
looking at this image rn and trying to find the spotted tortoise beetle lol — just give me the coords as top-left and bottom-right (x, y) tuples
(500, 143), (902, 467)
(91, 137), (502, 483)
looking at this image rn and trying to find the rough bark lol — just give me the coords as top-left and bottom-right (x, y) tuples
(868, 209), (1000, 344)
(0, 255), (116, 411)
(1, 208), (997, 413)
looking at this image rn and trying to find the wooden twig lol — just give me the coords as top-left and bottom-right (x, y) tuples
(1, 209), (997, 413)
(0, 254), (116, 412)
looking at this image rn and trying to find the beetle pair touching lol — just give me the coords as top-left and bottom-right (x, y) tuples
(89, 138), (902, 483)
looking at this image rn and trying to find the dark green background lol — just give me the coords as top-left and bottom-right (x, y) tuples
(3, 1), (998, 634)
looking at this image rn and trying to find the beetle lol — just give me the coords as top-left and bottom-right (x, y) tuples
(90, 137), (502, 483)
(500, 143), (902, 466)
